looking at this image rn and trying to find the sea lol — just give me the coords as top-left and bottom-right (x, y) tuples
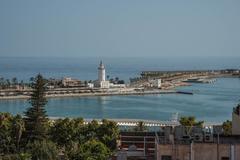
(0, 57), (239, 123)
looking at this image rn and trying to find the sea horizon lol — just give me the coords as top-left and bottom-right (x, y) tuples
(0, 56), (239, 82)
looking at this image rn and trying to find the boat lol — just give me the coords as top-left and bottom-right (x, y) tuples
(183, 78), (216, 83)
(176, 91), (193, 95)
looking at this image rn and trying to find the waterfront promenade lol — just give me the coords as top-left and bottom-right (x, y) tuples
(0, 88), (177, 100)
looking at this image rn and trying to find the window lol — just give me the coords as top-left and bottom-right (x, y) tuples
(162, 155), (172, 160)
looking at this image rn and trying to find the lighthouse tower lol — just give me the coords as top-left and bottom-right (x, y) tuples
(98, 61), (105, 82)
(96, 61), (109, 88)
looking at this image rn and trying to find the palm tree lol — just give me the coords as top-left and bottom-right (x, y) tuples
(6, 79), (11, 88)
(12, 77), (18, 86)
(12, 115), (25, 151)
(179, 116), (204, 135)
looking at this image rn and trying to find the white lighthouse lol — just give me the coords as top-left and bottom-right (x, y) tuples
(98, 61), (106, 81)
(96, 61), (109, 88)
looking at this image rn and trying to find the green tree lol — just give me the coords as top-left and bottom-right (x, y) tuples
(222, 120), (232, 135)
(26, 140), (58, 160)
(72, 118), (85, 143)
(85, 120), (99, 140)
(0, 113), (15, 154)
(0, 113), (26, 155)
(6, 79), (11, 88)
(50, 118), (84, 147)
(12, 115), (25, 151)
(12, 77), (18, 86)
(0, 154), (20, 160)
(24, 74), (49, 143)
(20, 80), (24, 87)
(84, 81), (88, 87)
(0, 77), (4, 89)
(179, 116), (204, 135)
(50, 117), (86, 158)
(18, 153), (32, 160)
(98, 119), (119, 151)
(115, 77), (119, 82)
(69, 140), (111, 160)
(179, 116), (204, 127)
(50, 118), (72, 147)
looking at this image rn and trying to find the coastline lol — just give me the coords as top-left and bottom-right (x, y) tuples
(0, 73), (238, 100)
(0, 89), (177, 100)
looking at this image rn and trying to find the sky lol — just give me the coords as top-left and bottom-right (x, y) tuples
(0, 0), (239, 58)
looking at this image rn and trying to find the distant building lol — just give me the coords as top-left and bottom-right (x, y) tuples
(149, 79), (162, 88)
(62, 77), (82, 87)
(95, 61), (110, 88)
(232, 105), (240, 135)
(87, 83), (94, 88)
(109, 83), (125, 88)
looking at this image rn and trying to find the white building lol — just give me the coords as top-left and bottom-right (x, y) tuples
(87, 83), (94, 88)
(95, 61), (110, 88)
(109, 83), (126, 88)
(62, 77), (81, 87)
(149, 79), (162, 88)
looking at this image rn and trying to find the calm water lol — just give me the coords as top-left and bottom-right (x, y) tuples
(0, 78), (239, 123)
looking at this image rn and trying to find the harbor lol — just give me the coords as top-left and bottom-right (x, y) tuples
(0, 60), (238, 100)
(0, 61), (239, 123)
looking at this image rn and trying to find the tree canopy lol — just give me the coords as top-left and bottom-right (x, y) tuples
(24, 74), (49, 143)
(222, 120), (232, 135)
(179, 116), (204, 127)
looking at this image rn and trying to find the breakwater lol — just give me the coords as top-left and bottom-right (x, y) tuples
(0, 89), (177, 100)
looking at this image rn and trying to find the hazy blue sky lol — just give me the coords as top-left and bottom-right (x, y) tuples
(0, 0), (239, 58)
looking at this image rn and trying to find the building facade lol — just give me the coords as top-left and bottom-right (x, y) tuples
(156, 143), (240, 160)
(62, 77), (82, 87)
(232, 105), (240, 135)
(149, 79), (162, 88)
